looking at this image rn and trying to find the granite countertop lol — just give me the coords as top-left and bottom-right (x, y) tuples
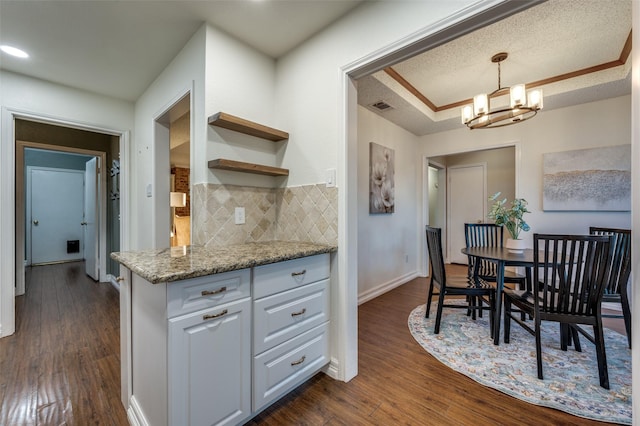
(111, 241), (337, 284)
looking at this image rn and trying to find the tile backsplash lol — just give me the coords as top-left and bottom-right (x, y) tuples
(192, 183), (338, 247)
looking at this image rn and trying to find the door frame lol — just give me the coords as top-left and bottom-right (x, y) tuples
(17, 142), (107, 292)
(1, 108), (128, 337)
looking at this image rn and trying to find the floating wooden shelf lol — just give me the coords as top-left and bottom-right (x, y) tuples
(208, 112), (289, 142)
(208, 159), (289, 177)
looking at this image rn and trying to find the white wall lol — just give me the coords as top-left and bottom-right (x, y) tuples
(0, 71), (134, 337)
(276, 0), (477, 186)
(419, 95), (632, 248)
(133, 25), (206, 250)
(275, 0), (481, 382)
(203, 24), (279, 188)
(357, 106), (419, 303)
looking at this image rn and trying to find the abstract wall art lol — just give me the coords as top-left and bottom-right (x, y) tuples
(369, 142), (395, 214)
(543, 144), (631, 211)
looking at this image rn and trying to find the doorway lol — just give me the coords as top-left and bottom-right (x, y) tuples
(426, 146), (516, 267)
(15, 121), (118, 295)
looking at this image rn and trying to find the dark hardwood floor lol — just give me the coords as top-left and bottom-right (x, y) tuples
(0, 262), (625, 425)
(0, 261), (127, 425)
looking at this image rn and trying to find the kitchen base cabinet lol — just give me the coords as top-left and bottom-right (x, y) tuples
(122, 251), (332, 426)
(169, 298), (251, 426)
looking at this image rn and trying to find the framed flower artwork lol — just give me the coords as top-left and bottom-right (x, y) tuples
(369, 142), (395, 214)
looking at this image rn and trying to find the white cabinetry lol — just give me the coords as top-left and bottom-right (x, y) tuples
(127, 253), (331, 426)
(252, 253), (331, 411)
(169, 297), (251, 426)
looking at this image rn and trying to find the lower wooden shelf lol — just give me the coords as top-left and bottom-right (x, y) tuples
(208, 158), (289, 177)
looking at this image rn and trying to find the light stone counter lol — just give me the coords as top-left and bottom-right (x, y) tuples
(111, 240), (336, 284)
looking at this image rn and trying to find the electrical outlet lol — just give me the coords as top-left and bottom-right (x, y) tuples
(234, 207), (245, 225)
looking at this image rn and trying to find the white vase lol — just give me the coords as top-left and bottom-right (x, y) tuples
(506, 238), (526, 254)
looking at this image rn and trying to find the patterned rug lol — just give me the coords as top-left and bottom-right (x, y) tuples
(408, 303), (632, 424)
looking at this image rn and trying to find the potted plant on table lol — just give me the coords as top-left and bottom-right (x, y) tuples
(488, 192), (531, 253)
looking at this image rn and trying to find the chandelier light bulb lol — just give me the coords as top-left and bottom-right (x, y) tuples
(473, 94), (488, 116)
(528, 89), (543, 109)
(510, 84), (526, 108)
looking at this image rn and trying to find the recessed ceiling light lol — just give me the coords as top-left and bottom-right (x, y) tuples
(0, 45), (29, 58)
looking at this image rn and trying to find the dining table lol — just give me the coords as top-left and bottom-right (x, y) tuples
(461, 246), (534, 345)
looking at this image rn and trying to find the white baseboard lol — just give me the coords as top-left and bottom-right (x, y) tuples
(127, 395), (148, 426)
(108, 274), (120, 292)
(325, 356), (340, 380)
(358, 271), (419, 305)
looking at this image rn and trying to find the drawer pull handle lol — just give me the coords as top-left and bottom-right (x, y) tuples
(203, 309), (228, 320)
(291, 308), (307, 317)
(291, 355), (306, 366)
(291, 269), (306, 277)
(201, 286), (227, 296)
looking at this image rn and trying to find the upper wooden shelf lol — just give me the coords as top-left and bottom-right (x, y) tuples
(208, 112), (289, 142)
(208, 158), (289, 177)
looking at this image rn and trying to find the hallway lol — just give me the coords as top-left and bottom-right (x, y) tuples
(0, 261), (127, 424)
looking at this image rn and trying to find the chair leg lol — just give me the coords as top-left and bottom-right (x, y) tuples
(535, 318), (544, 380)
(621, 292), (632, 349)
(425, 278), (435, 318)
(570, 325), (582, 352)
(593, 319), (610, 389)
(434, 291), (446, 334)
(503, 297), (511, 344)
(560, 323), (569, 351)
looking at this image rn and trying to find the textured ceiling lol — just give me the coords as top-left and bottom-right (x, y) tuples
(0, 0), (364, 101)
(358, 0), (632, 135)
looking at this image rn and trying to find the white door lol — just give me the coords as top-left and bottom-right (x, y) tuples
(30, 168), (85, 265)
(84, 157), (99, 280)
(447, 164), (486, 264)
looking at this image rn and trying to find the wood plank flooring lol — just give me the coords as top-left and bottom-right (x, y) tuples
(0, 262), (625, 425)
(0, 261), (127, 425)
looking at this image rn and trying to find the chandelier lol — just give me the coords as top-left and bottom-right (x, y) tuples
(461, 52), (543, 129)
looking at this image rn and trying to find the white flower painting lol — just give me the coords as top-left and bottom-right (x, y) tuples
(369, 142), (395, 214)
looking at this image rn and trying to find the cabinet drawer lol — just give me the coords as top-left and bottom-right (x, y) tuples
(253, 253), (329, 299)
(167, 268), (251, 318)
(254, 279), (329, 354)
(253, 322), (329, 412)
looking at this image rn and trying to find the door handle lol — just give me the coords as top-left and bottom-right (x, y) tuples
(33, 220), (39, 226)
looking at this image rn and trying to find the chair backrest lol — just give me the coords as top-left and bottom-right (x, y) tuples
(589, 227), (631, 296)
(533, 233), (612, 317)
(426, 226), (446, 287)
(464, 223), (504, 278)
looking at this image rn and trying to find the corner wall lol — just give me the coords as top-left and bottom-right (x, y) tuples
(357, 106), (419, 303)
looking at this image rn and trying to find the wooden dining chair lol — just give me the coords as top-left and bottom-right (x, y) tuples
(464, 223), (528, 290)
(503, 233), (613, 389)
(425, 226), (496, 334)
(590, 227), (631, 348)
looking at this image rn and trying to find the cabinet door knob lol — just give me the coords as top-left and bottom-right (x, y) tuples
(291, 308), (306, 317)
(203, 309), (228, 321)
(33, 220), (39, 226)
(291, 269), (306, 277)
(201, 286), (227, 296)
(116, 276), (125, 282)
(290, 355), (306, 366)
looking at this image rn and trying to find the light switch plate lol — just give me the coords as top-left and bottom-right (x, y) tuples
(235, 207), (245, 225)
(325, 168), (336, 188)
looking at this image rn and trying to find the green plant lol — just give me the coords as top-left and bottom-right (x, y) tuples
(488, 192), (530, 240)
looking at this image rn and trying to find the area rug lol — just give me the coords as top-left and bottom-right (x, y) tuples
(408, 303), (632, 424)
